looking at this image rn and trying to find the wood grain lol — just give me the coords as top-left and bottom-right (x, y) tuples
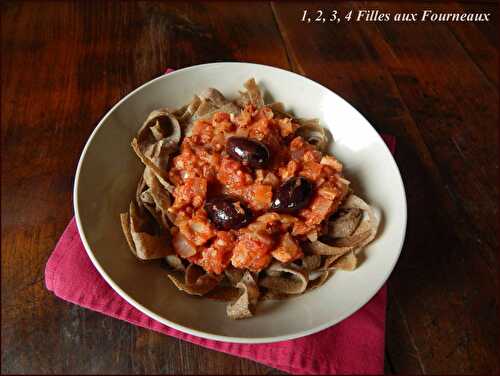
(2, 1), (498, 374)
(1, 1), (288, 374)
(272, 1), (498, 374)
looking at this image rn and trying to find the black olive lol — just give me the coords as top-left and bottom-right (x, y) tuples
(204, 196), (252, 230)
(271, 177), (314, 214)
(226, 137), (270, 168)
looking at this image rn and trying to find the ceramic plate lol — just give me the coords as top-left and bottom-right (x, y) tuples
(74, 62), (407, 343)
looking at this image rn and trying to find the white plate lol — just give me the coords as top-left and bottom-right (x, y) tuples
(74, 62), (407, 344)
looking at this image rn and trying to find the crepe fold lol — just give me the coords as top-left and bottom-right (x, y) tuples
(181, 88), (240, 137)
(131, 109), (180, 183)
(236, 78), (265, 108)
(163, 263), (224, 296)
(226, 272), (260, 319)
(120, 201), (172, 260)
(295, 118), (328, 151)
(306, 194), (380, 271)
(268, 103), (328, 152)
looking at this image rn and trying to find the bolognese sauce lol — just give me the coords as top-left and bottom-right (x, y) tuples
(166, 105), (348, 275)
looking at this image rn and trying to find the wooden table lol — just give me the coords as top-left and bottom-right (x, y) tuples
(2, 1), (498, 374)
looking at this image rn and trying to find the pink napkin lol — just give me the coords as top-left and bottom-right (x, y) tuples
(45, 68), (396, 373)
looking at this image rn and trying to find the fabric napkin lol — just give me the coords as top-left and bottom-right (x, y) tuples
(45, 69), (396, 373)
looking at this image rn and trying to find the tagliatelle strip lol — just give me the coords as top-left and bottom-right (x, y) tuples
(295, 118), (328, 152)
(328, 208), (363, 238)
(121, 201), (172, 260)
(301, 254), (322, 271)
(185, 88), (241, 135)
(305, 194), (379, 270)
(226, 271), (260, 319)
(120, 78), (380, 319)
(341, 194), (380, 250)
(236, 78), (265, 108)
(165, 263), (223, 296)
(308, 270), (331, 289)
(259, 262), (309, 295)
(174, 95), (202, 124)
(131, 110), (180, 184)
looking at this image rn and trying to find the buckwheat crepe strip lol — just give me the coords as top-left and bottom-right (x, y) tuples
(260, 290), (291, 301)
(144, 166), (176, 194)
(135, 175), (148, 209)
(301, 254), (322, 271)
(131, 109), (180, 185)
(307, 241), (355, 257)
(165, 263), (223, 296)
(304, 193), (379, 271)
(121, 201), (172, 260)
(141, 169), (174, 227)
(120, 212), (136, 254)
(295, 118), (328, 151)
(332, 230), (372, 248)
(140, 189), (165, 229)
(308, 271), (331, 289)
(236, 78), (264, 108)
(340, 194), (379, 248)
(260, 269), (330, 301)
(331, 251), (358, 271)
(267, 102), (329, 152)
(224, 265), (244, 286)
(174, 95), (202, 124)
(227, 271), (260, 319)
(199, 88), (238, 116)
(181, 89), (241, 136)
(267, 102), (286, 115)
(196, 102), (240, 123)
(205, 285), (241, 302)
(328, 208), (363, 238)
(259, 262), (309, 295)
(200, 88), (230, 108)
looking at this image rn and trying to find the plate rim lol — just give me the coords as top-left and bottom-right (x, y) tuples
(73, 62), (408, 344)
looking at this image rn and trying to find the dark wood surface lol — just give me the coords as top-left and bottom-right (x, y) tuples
(1, 1), (498, 374)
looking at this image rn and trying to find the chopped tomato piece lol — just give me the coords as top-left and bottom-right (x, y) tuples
(303, 149), (322, 163)
(255, 106), (274, 121)
(245, 184), (272, 211)
(278, 160), (300, 180)
(191, 120), (214, 144)
(277, 118), (297, 137)
(212, 112), (231, 123)
(177, 213), (216, 246)
(195, 231), (235, 275)
(290, 136), (321, 162)
(231, 232), (273, 272)
(300, 194), (335, 227)
(234, 105), (254, 127)
(248, 118), (270, 141)
(217, 157), (253, 189)
(320, 155), (343, 172)
(271, 233), (303, 263)
(300, 161), (323, 181)
(171, 177), (207, 211)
